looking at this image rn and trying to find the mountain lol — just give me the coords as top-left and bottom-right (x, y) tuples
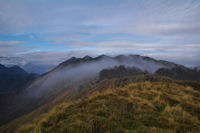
(57, 54), (178, 73)
(0, 64), (37, 93)
(0, 64), (38, 125)
(1, 75), (200, 133)
(24, 54), (179, 100)
(0, 57), (53, 74)
(0, 54), (199, 131)
(23, 63), (54, 74)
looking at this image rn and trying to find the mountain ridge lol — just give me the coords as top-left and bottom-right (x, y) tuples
(0, 54), (199, 130)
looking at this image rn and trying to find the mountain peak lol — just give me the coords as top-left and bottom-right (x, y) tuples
(68, 57), (78, 61)
(58, 55), (110, 68)
(83, 55), (92, 60)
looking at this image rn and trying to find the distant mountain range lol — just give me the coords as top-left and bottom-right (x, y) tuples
(0, 54), (200, 130)
(0, 57), (53, 74)
(0, 64), (38, 93)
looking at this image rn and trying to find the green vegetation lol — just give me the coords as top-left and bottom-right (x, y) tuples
(13, 75), (200, 133)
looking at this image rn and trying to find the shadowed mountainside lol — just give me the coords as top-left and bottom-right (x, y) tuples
(0, 64), (37, 93)
(0, 64), (38, 125)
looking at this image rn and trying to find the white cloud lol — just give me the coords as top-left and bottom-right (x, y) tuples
(0, 46), (33, 56)
(1, 0), (199, 37)
(0, 41), (24, 46)
(17, 41), (200, 67)
(0, 0), (199, 67)
(18, 50), (98, 66)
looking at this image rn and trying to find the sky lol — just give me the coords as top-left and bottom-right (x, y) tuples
(0, 0), (200, 67)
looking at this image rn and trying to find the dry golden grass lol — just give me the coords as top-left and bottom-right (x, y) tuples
(1, 75), (200, 133)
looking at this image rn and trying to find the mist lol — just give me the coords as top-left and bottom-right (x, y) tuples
(24, 55), (175, 99)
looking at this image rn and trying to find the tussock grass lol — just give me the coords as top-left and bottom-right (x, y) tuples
(15, 79), (200, 133)
(1, 75), (200, 133)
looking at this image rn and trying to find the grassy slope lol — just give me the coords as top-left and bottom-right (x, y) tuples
(1, 75), (200, 133)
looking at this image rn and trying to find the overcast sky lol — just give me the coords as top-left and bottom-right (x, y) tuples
(0, 0), (200, 66)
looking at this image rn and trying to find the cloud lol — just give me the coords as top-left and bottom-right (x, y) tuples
(66, 41), (200, 52)
(65, 41), (200, 67)
(18, 50), (98, 66)
(0, 41), (33, 56)
(79, 0), (200, 38)
(0, 41), (24, 46)
(17, 40), (200, 67)
(1, 0), (199, 37)
(0, 45), (33, 56)
(148, 52), (200, 67)
(0, 0), (199, 67)
(132, 24), (200, 38)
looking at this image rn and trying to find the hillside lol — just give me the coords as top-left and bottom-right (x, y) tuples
(0, 55), (200, 130)
(1, 75), (200, 133)
(0, 64), (38, 125)
(4, 54), (174, 123)
(20, 54), (182, 102)
(1, 0), (200, 132)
